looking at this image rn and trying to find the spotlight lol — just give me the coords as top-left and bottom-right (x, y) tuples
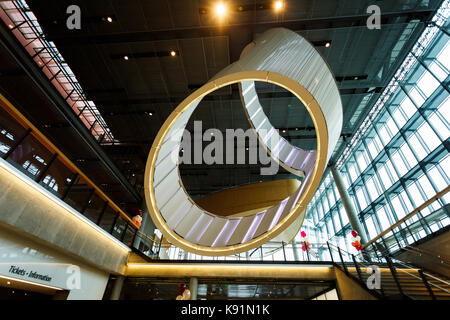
(123, 55), (129, 60)
(325, 42), (331, 48)
(274, 1), (283, 12)
(106, 16), (113, 23)
(215, 2), (227, 17)
(170, 50), (176, 57)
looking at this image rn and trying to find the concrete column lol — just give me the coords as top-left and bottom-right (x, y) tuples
(291, 240), (300, 261)
(189, 277), (198, 300)
(110, 276), (125, 300)
(330, 166), (368, 244)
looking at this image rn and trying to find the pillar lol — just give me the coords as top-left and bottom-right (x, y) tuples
(291, 239), (300, 261)
(330, 165), (368, 244)
(110, 276), (125, 300)
(189, 277), (198, 300)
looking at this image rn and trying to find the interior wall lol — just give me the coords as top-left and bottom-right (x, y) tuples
(0, 158), (130, 274)
(0, 223), (110, 300)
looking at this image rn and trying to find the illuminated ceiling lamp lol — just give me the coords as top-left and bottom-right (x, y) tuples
(214, 2), (227, 18)
(274, 1), (284, 12)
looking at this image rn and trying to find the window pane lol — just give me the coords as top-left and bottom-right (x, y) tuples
(376, 207), (391, 230)
(400, 143), (417, 168)
(400, 96), (417, 119)
(0, 108), (27, 157)
(417, 70), (440, 98)
(409, 87), (425, 106)
(428, 166), (447, 192)
(428, 112), (449, 140)
(39, 158), (75, 198)
(83, 193), (106, 224)
(365, 215), (377, 239)
(356, 187), (368, 210)
(407, 134), (428, 161)
(64, 176), (94, 213)
(391, 151), (408, 176)
(7, 134), (53, 180)
(366, 177), (379, 201)
(417, 122), (441, 151)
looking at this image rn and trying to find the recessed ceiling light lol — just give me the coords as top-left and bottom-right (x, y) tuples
(325, 42), (331, 48)
(170, 50), (176, 57)
(215, 2), (227, 17)
(274, 1), (283, 12)
(282, 129), (286, 133)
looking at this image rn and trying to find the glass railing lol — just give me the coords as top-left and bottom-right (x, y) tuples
(0, 95), (158, 255)
(146, 240), (334, 263)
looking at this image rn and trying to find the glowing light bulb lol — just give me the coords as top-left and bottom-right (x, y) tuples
(215, 2), (227, 17)
(170, 50), (176, 57)
(274, 1), (283, 12)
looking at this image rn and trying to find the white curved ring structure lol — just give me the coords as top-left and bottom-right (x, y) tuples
(144, 28), (343, 256)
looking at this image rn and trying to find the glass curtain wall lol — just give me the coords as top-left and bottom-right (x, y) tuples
(305, 5), (450, 255)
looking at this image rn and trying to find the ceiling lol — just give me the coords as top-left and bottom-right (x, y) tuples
(0, 0), (443, 212)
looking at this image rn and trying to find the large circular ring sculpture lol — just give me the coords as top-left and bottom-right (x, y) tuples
(144, 28), (343, 256)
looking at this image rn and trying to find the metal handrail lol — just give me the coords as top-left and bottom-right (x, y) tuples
(361, 185), (450, 249)
(333, 240), (450, 298)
